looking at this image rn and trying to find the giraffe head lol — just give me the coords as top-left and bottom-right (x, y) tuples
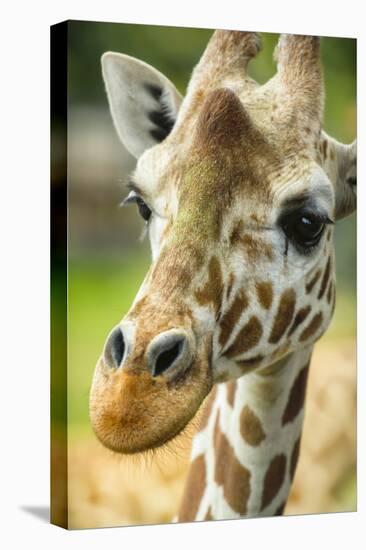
(90, 32), (356, 454)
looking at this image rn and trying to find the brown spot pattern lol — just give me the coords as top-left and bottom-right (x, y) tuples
(198, 387), (217, 431)
(256, 281), (273, 310)
(226, 381), (237, 408)
(195, 255), (223, 318)
(240, 233), (273, 261)
(305, 269), (321, 293)
(178, 454), (206, 522)
(290, 437), (301, 480)
(219, 290), (248, 348)
(299, 312), (323, 341)
(214, 411), (251, 515)
(318, 257), (331, 299)
(230, 221), (273, 261)
(224, 316), (263, 359)
(288, 305), (311, 336)
(269, 289), (296, 344)
(261, 454), (287, 511)
(240, 405), (265, 446)
(282, 365), (309, 425)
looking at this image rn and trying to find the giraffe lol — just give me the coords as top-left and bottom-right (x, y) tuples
(89, 31), (356, 521)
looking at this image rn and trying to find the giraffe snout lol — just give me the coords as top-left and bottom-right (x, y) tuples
(92, 321), (211, 454)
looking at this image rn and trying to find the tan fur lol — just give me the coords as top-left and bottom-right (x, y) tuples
(90, 338), (212, 453)
(195, 255), (224, 318)
(233, 229), (274, 262)
(195, 88), (254, 150)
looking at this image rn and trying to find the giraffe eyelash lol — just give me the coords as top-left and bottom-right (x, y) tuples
(120, 198), (149, 241)
(126, 178), (145, 197)
(122, 191), (153, 222)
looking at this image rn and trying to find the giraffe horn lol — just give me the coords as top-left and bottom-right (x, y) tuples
(274, 34), (324, 127)
(190, 30), (261, 91)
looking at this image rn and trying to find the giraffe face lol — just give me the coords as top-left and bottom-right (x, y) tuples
(90, 34), (356, 454)
(126, 92), (337, 381)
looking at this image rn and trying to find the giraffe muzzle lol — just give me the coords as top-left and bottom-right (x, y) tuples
(90, 321), (212, 454)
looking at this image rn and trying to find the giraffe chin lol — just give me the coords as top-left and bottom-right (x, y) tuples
(89, 356), (212, 454)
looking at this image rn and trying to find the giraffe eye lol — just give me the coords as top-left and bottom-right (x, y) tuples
(292, 215), (324, 245)
(280, 210), (332, 252)
(135, 197), (152, 222)
(123, 192), (152, 222)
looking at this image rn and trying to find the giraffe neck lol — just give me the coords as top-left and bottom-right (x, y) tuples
(178, 345), (313, 521)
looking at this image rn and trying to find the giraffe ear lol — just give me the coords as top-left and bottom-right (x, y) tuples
(333, 139), (357, 219)
(102, 52), (183, 158)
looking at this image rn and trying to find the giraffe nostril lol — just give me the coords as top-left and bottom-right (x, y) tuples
(147, 332), (190, 378)
(104, 327), (125, 368)
(153, 339), (184, 377)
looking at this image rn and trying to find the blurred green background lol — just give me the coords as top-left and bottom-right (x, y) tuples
(67, 21), (356, 434)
